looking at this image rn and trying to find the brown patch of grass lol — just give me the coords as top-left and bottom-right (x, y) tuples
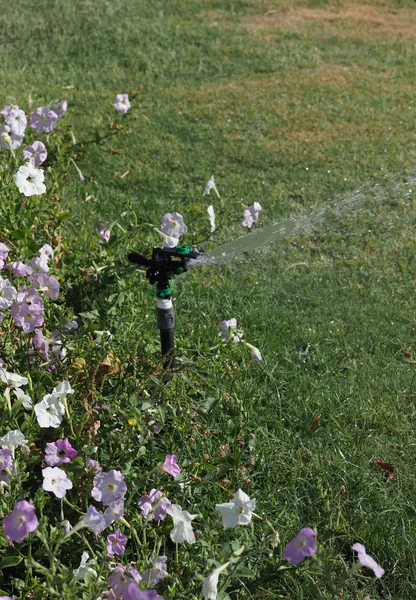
(243, 3), (416, 39)
(200, 2), (416, 39)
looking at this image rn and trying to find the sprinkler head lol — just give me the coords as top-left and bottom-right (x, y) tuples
(128, 245), (203, 297)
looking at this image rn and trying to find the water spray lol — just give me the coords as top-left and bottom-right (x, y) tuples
(128, 245), (201, 368)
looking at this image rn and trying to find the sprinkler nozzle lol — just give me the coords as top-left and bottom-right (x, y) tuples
(128, 245), (204, 297)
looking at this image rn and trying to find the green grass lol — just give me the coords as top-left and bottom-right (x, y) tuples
(1, 0), (416, 597)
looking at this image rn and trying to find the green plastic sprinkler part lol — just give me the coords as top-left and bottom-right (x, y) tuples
(175, 244), (193, 256)
(157, 286), (172, 299)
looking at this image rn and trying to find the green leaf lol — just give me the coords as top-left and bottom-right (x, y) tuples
(0, 555), (23, 569)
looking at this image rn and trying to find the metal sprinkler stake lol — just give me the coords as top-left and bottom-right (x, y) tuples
(128, 245), (201, 369)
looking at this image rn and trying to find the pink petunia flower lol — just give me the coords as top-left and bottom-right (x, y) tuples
(22, 141), (48, 166)
(282, 528), (317, 565)
(162, 454), (181, 477)
(113, 94), (131, 114)
(3, 500), (39, 543)
(97, 225), (110, 242)
(30, 107), (58, 133)
(352, 543), (385, 578)
(45, 438), (78, 467)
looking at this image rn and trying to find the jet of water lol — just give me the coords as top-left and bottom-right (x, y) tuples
(188, 173), (415, 268)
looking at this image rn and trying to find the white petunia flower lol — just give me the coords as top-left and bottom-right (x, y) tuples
(13, 163), (46, 197)
(202, 562), (230, 600)
(160, 212), (187, 239)
(215, 489), (256, 529)
(0, 429), (28, 450)
(53, 380), (74, 398)
(203, 175), (220, 198)
(0, 278), (17, 309)
(0, 125), (24, 150)
(42, 466), (73, 498)
(13, 387), (33, 409)
(207, 205), (216, 233)
(73, 551), (97, 582)
(34, 393), (65, 428)
(6, 107), (27, 136)
(244, 342), (262, 361)
(166, 504), (197, 544)
(0, 368), (28, 388)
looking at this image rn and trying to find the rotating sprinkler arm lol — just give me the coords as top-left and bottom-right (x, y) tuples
(128, 245), (202, 369)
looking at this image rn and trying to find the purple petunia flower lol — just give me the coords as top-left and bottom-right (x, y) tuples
(0, 448), (14, 483)
(109, 566), (141, 600)
(30, 107), (58, 133)
(113, 94), (131, 114)
(82, 505), (107, 534)
(352, 543), (385, 578)
(91, 469), (127, 506)
(45, 438), (78, 467)
(0, 448), (13, 471)
(26, 256), (49, 277)
(282, 528), (317, 565)
(33, 329), (50, 362)
(162, 454), (181, 477)
(138, 488), (171, 521)
(52, 100), (67, 118)
(22, 141), (48, 166)
(242, 202), (262, 229)
(32, 273), (60, 298)
(0, 243), (9, 260)
(104, 497), (125, 526)
(107, 529), (128, 555)
(86, 457), (102, 474)
(3, 500), (39, 543)
(11, 302), (44, 333)
(12, 261), (31, 278)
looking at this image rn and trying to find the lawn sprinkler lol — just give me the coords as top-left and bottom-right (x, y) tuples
(128, 245), (201, 369)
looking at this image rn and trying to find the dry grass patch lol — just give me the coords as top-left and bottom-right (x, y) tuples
(244, 2), (416, 39)
(200, 1), (416, 39)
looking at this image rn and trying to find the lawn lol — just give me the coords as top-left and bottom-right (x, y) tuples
(0, 0), (415, 598)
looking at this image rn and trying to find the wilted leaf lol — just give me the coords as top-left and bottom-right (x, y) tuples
(375, 458), (395, 480)
(99, 353), (121, 376)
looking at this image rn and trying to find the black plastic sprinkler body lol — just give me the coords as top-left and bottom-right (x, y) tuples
(128, 245), (201, 369)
